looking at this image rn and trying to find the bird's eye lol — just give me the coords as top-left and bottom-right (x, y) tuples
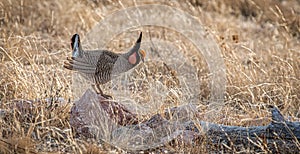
(139, 49), (146, 58)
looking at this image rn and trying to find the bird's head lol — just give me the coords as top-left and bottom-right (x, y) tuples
(127, 32), (146, 65)
(139, 49), (146, 62)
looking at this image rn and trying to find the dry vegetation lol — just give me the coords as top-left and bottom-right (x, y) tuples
(0, 0), (300, 153)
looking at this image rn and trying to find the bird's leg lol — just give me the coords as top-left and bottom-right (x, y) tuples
(92, 84), (113, 99)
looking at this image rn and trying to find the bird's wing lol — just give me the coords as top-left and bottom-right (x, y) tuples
(94, 50), (120, 84)
(64, 50), (119, 82)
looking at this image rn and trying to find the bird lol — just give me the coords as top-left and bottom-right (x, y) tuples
(64, 32), (146, 99)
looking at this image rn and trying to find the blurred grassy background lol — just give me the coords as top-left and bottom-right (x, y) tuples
(0, 0), (300, 153)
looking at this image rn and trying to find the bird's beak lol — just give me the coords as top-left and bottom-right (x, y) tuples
(140, 49), (146, 62)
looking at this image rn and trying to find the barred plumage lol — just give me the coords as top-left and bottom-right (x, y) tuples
(64, 32), (146, 98)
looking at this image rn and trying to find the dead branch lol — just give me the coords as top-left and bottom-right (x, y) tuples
(70, 89), (300, 153)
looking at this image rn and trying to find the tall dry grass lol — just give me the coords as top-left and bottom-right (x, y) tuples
(0, 0), (299, 153)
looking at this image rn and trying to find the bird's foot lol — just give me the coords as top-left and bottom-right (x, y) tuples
(92, 84), (113, 99)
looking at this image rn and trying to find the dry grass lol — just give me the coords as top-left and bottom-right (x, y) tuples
(0, 0), (300, 153)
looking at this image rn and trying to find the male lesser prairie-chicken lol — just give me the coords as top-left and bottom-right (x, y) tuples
(64, 32), (146, 98)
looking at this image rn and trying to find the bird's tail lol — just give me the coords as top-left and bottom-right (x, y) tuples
(71, 34), (83, 58)
(65, 34), (108, 84)
(65, 34), (96, 74)
(64, 56), (96, 74)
